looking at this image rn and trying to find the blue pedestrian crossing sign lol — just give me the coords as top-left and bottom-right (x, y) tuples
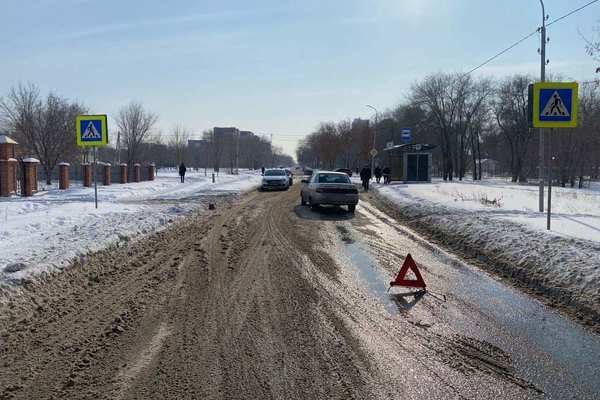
(76, 115), (108, 146)
(532, 82), (578, 128)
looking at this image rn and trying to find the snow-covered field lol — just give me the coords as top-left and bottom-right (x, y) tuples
(0, 170), (261, 284)
(374, 178), (600, 323)
(377, 178), (600, 242)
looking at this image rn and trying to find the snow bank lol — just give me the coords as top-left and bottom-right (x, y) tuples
(373, 179), (600, 327)
(0, 170), (261, 285)
(377, 178), (600, 242)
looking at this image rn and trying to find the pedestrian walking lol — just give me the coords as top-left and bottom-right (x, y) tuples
(360, 165), (372, 191)
(261, 166), (265, 175)
(179, 162), (187, 183)
(383, 166), (391, 184)
(374, 166), (382, 184)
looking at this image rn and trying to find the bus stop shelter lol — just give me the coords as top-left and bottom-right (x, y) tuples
(383, 143), (437, 183)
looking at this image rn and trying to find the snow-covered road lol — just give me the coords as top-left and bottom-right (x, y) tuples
(0, 170), (261, 284)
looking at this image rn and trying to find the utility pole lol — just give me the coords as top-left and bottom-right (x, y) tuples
(538, 0), (548, 212)
(366, 105), (378, 176)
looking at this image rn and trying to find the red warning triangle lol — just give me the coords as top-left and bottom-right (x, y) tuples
(390, 253), (426, 289)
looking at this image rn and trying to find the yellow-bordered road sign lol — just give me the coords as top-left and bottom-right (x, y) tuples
(532, 82), (578, 128)
(76, 115), (108, 146)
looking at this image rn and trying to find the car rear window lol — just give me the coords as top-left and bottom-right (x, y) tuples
(264, 170), (286, 176)
(317, 173), (351, 184)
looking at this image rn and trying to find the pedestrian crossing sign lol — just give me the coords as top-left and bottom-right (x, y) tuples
(76, 115), (108, 146)
(532, 82), (578, 128)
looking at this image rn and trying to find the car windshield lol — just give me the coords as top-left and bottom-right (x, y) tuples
(317, 173), (351, 184)
(264, 170), (286, 176)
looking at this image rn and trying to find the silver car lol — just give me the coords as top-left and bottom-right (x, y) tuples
(300, 171), (359, 212)
(261, 168), (290, 191)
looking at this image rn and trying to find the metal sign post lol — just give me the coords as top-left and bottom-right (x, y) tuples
(76, 114), (109, 209)
(547, 131), (552, 230)
(93, 147), (98, 209)
(530, 82), (578, 230)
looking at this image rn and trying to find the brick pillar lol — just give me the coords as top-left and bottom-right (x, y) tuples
(103, 163), (111, 185)
(120, 163), (128, 184)
(148, 164), (155, 181)
(58, 162), (70, 190)
(133, 163), (141, 182)
(0, 136), (18, 197)
(0, 160), (6, 197)
(22, 158), (40, 197)
(82, 163), (92, 187)
(0, 159), (17, 197)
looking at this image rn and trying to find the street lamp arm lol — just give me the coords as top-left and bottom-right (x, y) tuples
(539, 0), (546, 25)
(365, 104), (378, 115)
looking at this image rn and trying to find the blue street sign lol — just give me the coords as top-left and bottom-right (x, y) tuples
(401, 128), (412, 142)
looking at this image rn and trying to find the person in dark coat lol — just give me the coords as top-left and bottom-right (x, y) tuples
(261, 166), (265, 176)
(383, 166), (391, 184)
(374, 166), (382, 183)
(179, 162), (187, 183)
(359, 165), (372, 191)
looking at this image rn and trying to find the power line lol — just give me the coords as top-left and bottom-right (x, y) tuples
(547, 0), (599, 27)
(465, 0), (600, 76)
(464, 30), (539, 76)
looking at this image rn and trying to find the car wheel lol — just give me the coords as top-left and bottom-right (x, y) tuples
(348, 204), (356, 213)
(310, 199), (319, 210)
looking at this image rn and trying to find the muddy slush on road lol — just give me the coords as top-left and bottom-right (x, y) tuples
(0, 184), (596, 399)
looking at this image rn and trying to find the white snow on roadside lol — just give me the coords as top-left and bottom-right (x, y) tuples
(376, 178), (600, 243)
(0, 170), (261, 284)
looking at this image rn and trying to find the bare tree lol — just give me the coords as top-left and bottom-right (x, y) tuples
(411, 73), (463, 180)
(492, 75), (534, 182)
(169, 125), (190, 164)
(454, 76), (493, 180)
(555, 82), (600, 187)
(115, 102), (158, 170)
(202, 129), (224, 172)
(582, 24), (600, 78)
(0, 83), (86, 184)
(337, 120), (353, 168)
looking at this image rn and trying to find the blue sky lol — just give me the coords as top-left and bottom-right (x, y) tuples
(1, 0), (598, 156)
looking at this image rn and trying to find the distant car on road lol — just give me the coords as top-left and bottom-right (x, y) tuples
(261, 169), (290, 191)
(300, 171), (359, 213)
(335, 168), (353, 177)
(290, 166), (304, 176)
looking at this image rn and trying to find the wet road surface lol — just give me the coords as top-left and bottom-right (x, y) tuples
(338, 199), (600, 399)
